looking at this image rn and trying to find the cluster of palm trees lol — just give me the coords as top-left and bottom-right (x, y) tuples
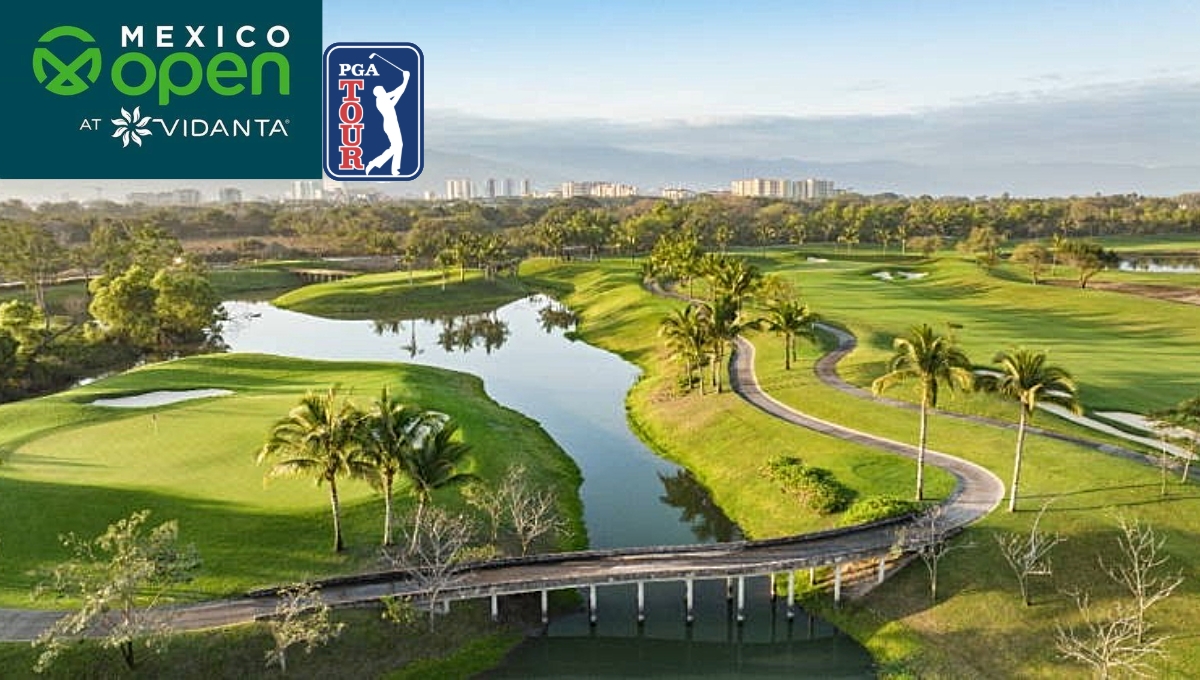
(257, 386), (472, 552)
(658, 253), (820, 393)
(873, 324), (1081, 511)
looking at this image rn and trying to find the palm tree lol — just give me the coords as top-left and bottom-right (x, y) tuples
(403, 419), (474, 551)
(659, 304), (710, 393)
(1151, 396), (1200, 482)
(258, 387), (372, 552)
(977, 349), (1080, 512)
(760, 298), (818, 370)
(872, 324), (974, 500)
(702, 255), (762, 309)
(361, 388), (430, 545)
(699, 296), (755, 393)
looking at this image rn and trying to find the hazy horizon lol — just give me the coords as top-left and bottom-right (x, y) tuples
(4, 0), (1199, 200)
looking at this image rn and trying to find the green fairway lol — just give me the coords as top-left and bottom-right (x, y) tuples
(758, 250), (1200, 413)
(0, 353), (582, 607)
(526, 259), (955, 538)
(273, 269), (550, 320)
(527, 255), (1200, 678)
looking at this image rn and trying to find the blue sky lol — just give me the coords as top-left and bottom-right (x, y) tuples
(324, 0), (1200, 121)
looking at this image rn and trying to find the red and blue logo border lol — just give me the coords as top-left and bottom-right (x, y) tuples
(321, 42), (424, 182)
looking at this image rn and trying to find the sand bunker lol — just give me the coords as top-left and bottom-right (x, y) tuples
(872, 270), (928, 281)
(91, 389), (233, 408)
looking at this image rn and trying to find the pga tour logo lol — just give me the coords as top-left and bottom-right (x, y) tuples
(322, 43), (423, 181)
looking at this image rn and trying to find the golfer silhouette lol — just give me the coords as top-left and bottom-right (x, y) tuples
(364, 69), (411, 176)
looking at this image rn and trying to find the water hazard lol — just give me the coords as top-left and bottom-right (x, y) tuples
(221, 295), (875, 678)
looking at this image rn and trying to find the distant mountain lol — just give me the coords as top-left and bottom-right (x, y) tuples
(4, 80), (1199, 202)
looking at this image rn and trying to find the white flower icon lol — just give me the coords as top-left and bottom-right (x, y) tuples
(110, 107), (152, 147)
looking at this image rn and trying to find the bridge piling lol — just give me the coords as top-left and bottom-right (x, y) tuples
(588, 585), (597, 625)
(768, 573), (777, 601)
(685, 579), (694, 624)
(636, 581), (646, 623)
(725, 577), (734, 601)
(833, 563), (843, 604)
(786, 572), (795, 619)
(877, 555), (888, 584)
(490, 594), (499, 622)
(540, 590), (548, 624)
(736, 576), (746, 623)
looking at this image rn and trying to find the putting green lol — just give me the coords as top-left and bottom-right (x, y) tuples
(0, 353), (581, 607)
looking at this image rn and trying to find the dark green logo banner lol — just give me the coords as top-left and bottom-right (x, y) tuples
(1, 0), (321, 179)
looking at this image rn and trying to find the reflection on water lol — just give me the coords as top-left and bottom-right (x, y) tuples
(660, 470), (742, 543)
(537, 300), (581, 334)
(221, 295), (873, 677)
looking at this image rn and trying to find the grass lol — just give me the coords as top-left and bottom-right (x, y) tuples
(526, 258), (955, 538)
(0, 602), (525, 679)
(272, 269), (552, 321)
(709, 248), (1200, 677)
(530, 252), (1200, 678)
(0, 353), (583, 608)
(755, 250), (1200, 413)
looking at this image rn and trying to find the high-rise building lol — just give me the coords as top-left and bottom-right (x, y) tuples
(520, 179), (531, 197)
(562, 181), (638, 198)
(503, 178), (515, 197)
(445, 178), (473, 200)
(485, 178), (497, 198)
(218, 187), (243, 204)
(731, 178), (795, 199)
(798, 178), (835, 200)
(292, 180), (322, 202)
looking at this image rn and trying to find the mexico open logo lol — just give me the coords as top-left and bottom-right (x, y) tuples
(323, 43), (423, 182)
(1, 0), (321, 179)
(33, 26), (102, 95)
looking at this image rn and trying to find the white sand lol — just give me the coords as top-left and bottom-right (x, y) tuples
(872, 271), (928, 281)
(806, 257), (830, 263)
(91, 389), (233, 408)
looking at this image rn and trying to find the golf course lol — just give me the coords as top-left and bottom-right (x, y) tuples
(1, 239), (1199, 677)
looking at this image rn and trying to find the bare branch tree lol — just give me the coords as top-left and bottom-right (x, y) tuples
(465, 465), (571, 556)
(383, 506), (476, 627)
(264, 582), (345, 675)
(898, 505), (972, 604)
(994, 501), (1065, 606)
(1055, 592), (1167, 679)
(33, 510), (200, 673)
(1101, 516), (1183, 643)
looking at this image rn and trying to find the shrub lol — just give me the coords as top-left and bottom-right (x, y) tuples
(839, 495), (922, 526)
(761, 456), (854, 514)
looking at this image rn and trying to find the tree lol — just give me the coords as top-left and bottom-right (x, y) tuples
(360, 388), (432, 545)
(401, 419), (474, 551)
(872, 324), (974, 500)
(956, 225), (1004, 270)
(994, 501), (1065, 605)
(1150, 396), (1200, 482)
(1011, 241), (1051, 284)
(701, 254), (761, 309)
(659, 304), (710, 393)
(264, 583), (345, 675)
(465, 464), (570, 556)
(33, 510), (201, 672)
(898, 505), (971, 604)
(1059, 239), (1119, 289)
(1056, 594), (1166, 679)
(977, 348), (1080, 512)
(258, 387), (372, 552)
(1101, 516), (1183, 643)
(0, 221), (66, 318)
(759, 297), (818, 371)
(88, 261), (223, 353)
(698, 296), (753, 394)
(1057, 518), (1182, 677)
(384, 506), (476, 626)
